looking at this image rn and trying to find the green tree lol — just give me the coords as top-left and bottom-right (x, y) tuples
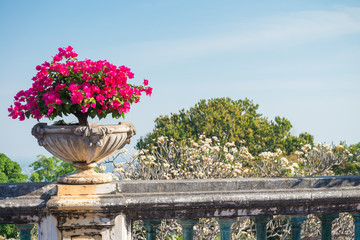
(137, 98), (313, 155)
(0, 153), (27, 183)
(332, 142), (360, 175)
(30, 155), (75, 182)
(0, 153), (27, 239)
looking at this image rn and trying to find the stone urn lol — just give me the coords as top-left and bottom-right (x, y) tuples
(31, 122), (136, 184)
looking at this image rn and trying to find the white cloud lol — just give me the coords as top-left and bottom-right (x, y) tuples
(110, 7), (360, 65)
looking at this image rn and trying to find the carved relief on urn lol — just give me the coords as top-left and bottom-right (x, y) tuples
(32, 122), (136, 184)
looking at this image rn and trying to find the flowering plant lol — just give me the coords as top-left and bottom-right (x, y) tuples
(8, 46), (152, 125)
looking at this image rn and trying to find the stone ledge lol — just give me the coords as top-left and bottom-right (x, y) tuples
(0, 182), (56, 198)
(1, 176), (360, 223)
(116, 176), (360, 193)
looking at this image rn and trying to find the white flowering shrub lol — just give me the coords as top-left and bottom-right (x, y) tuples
(101, 136), (353, 239)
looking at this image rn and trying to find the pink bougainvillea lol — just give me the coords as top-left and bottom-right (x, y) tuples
(8, 46), (152, 125)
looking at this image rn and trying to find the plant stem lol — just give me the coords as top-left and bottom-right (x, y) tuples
(73, 111), (89, 125)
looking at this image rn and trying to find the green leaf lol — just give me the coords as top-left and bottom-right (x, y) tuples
(64, 104), (71, 112)
(89, 110), (97, 118)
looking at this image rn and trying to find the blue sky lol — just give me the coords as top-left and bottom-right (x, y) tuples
(0, 1), (359, 170)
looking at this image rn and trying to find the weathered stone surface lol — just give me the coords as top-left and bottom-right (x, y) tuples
(57, 183), (117, 196)
(31, 122), (136, 184)
(0, 183), (55, 223)
(2, 176), (360, 239)
(1, 176), (360, 222)
(0, 182), (56, 197)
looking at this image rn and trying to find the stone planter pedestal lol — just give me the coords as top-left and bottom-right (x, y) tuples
(39, 184), (132, 240)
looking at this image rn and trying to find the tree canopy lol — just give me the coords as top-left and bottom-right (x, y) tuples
(137, 98), (313, 155)
(30, 155), (75, 182)
(0, 153), (27, 183)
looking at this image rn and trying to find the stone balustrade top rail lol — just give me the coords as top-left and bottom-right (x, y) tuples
(1, 175), (360, 225)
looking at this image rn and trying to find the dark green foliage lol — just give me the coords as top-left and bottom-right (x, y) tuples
(30, 155), (75, 182)
(0, 153), (27, 183)
(0, 224), (18, 239)
(137, 98), (313, 155)
(0, 153), (27, 238)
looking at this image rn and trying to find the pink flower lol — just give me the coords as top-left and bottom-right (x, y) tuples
(91, 85), (100, 94)
(32, 109), (42, 119)
(47, 106), (54, 116)
(118, 108), (124, 114)
(55, 98), (63, 105)
(82, 74), (91, 81)
(65, 46), (73, 52)
(82, 85), (92, 98)
(53, 55), (62, 62)
(9, 46), (152, 122)
(109, 100), (121, 109)
(123, 102), (130, 112)
(58, 47), (66, 56)
(19, 112), (25, 121)
(96, 94), (106, 103)
(43, 91), (61, 106)
(133, 88), (141, 96)
(120, 87), (133, 99)
(68, 83), (79, 92)
(71, 52), (78, 58)
(70, 91), (84, 104)
(127, 71), (134, 79)
(145, 87), (153, 96)
(14, 90), (25, 101)
(81, 105), (89, 113)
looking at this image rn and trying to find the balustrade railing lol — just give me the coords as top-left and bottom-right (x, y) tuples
(1, 176), (360, 239)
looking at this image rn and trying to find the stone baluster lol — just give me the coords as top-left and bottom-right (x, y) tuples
(352, 213), (360, 240)
(216, 218), (236, 240)
(179, 219), (198, 240)
(254, 216), (273, 240)
(143, 220), (161, 240)
(318, 214), (339, 240)
(289, 216), (307, 240)
(16, 224), (34, 240)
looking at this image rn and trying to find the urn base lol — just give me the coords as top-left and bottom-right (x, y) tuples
(58, 163), (112, 184)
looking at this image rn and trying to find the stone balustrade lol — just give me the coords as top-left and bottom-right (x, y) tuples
(2, 176), (360, 239)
